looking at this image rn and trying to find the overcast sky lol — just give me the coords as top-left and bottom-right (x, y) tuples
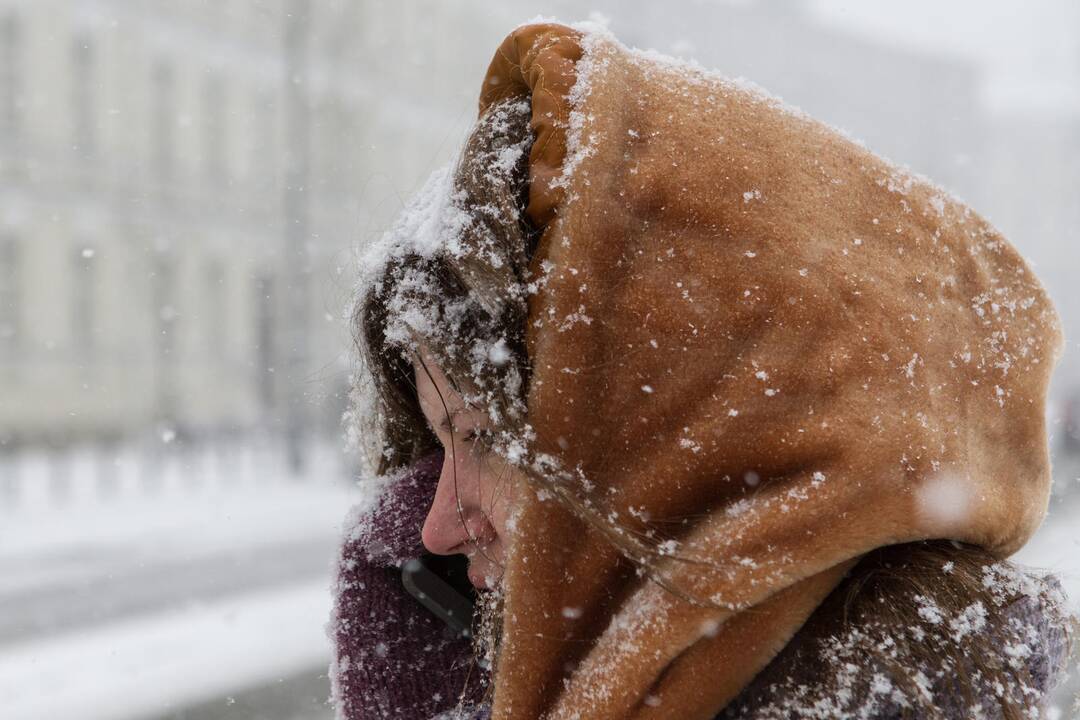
(809, 0), (1080, 113)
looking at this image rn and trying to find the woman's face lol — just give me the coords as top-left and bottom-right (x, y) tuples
(414, 350), (521, 591)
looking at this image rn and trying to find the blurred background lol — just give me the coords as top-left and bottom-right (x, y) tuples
(0, 1), (1077, 718)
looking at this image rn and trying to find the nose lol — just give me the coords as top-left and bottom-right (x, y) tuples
(420, 458), (494, 556)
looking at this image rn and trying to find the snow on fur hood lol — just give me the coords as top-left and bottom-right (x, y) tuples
(352, 20), (1066, 720)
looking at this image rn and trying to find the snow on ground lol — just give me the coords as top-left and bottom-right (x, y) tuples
(1, 483), (357, 596)
(0, 582), (331, 720)
(0, 439), (373, 720)
(0, 440), (373, 594)
(1, 481), (363, 596)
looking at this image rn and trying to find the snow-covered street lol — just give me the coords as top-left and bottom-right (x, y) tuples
(0, 441), (367, 720)
(0, 582), (331, 720)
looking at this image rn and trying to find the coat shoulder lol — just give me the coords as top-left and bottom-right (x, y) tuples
(719, 548), (1074, 719)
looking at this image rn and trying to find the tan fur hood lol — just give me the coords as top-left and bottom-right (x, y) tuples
(472, 22), (1065, 720)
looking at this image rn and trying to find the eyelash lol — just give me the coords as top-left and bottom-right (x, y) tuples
(462, 429), (488, 443)
(435, 423), (483, 440)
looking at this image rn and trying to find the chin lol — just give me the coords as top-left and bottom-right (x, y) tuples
(467, 563), (489, 590)
(467, 558), (505, 591)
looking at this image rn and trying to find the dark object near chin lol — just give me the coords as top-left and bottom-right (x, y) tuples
(402, 553), (477, 638)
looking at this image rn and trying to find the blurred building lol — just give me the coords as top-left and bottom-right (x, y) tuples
(979, 112), (1080, 401)
(0, 1), (372, 454)
(600, 0), (984, 196)
(0, 0), (519, 457)
(3, 0), (1075, 460)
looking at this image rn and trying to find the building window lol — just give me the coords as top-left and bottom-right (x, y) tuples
(322, 98), (352, 192)
(153, 61), (175, 186)
(150, 253), (179, 421)
(251, 89), (276, 191)
(1, 13), (21, 138)
(253, 273), (276, 411)
(153, 254), (177, 361)
(204, 259), (226, 363)
(202, 73), (227, 184)
(0, 234), (19, 356)
(72, 33), (96, 160)
(72, 245), (97, 359)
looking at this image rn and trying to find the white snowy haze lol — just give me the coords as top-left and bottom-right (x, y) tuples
(0, 2), (1077, 719)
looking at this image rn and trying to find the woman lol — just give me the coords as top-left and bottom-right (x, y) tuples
(332, 21), (1073, 720)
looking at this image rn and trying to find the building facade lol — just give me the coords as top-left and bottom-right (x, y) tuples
(7, 1), (1071, 459)
(0, 1), (359, 449)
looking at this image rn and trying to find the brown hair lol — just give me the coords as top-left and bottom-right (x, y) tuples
(352, 99), (1073, 718)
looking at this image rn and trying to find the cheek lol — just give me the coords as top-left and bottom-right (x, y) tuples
(438, 447), (521, 541)
(438, 447), (485, 505)
(477, 460), (522, 542)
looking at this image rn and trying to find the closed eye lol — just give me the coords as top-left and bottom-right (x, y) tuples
(438, 412), (489, 444)
(462, 428), (492, 443)
(439, 417), (476, 439)
(461, 428), (494, 455)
